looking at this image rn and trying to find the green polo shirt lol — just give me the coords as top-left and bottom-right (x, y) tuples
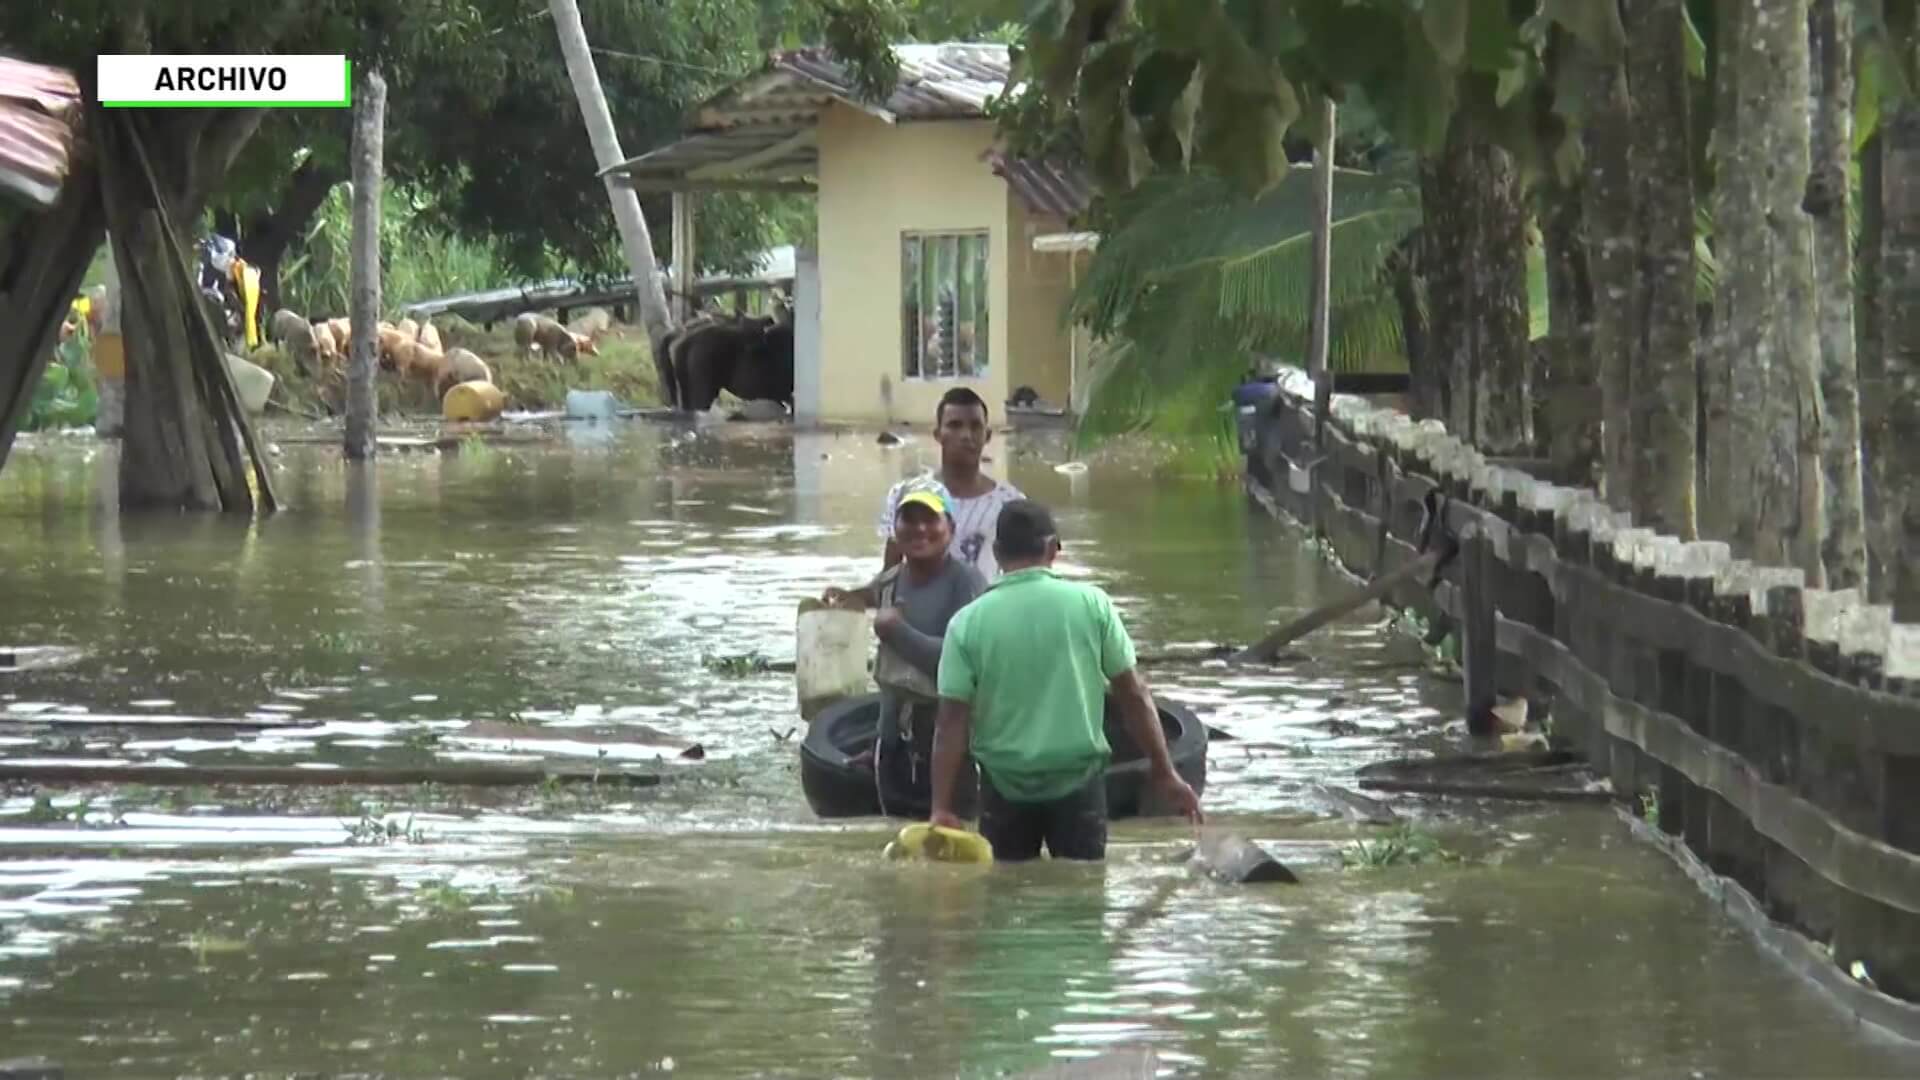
(936, 567), (1138, 802)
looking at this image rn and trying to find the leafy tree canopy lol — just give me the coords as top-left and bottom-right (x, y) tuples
(984, 0), (1646, 197)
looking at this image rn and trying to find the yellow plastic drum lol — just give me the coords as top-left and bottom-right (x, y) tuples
(442, 380), (507, 421)
(884, 823), (993, 864)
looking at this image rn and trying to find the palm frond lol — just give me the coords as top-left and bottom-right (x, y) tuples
(1069, 165), (1422, 452)
(1072, 167), (1420, 337)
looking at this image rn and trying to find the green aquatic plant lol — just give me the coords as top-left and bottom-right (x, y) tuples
(419, 882), (472, 914)
(459, 435), (502, 464)
(703, 651), (773, 677)
(402, 727), (443, 752)
(1341, 822), (1458, 870)
(344, 813), (426, 846)
(22, 793), (63, 824)
(1639, 789), (1661, 829)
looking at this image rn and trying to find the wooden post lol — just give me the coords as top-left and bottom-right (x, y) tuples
(671, 191), (697, 324)
(1307, 96), (1336, 450)
(1307, 98), (1337, 537)
(345, 67), (385, 461)
(1461, 524), (1498, 735)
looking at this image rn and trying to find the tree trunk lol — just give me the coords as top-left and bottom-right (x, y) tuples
(1419, 112), (1533, 453)
(548, 0), (678, 404)
(1858, 131), (1892, 600)
(97, 109), (276, 513)
(1417, 165), (1463, 429)
(0, 163), (108, 469)
(1387, 234), (1442, 421)
(1584, 49), (1637, 512)
(1874, 106), (1920, 618)
(1540, 174), (1599, 488)
(240, 157), (343, 317)
(1625, 0), (1699, 538)
(345, 68), (385, 462)
(1469, 143), (1533, 456)
(1809, 0), (1868, 589)
(1708, 0), (1823, 578)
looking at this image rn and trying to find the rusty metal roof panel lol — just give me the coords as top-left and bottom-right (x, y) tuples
(0, 56), (82, 209)
(986, 150), (1093, 220)
(770, 43), (1012, 119)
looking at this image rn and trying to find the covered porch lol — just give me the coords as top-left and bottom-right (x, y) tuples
(601, 44), (1095, 427)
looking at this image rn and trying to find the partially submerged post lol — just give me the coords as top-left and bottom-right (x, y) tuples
(1192, 828), (1301, 885)
(344, 67), (385, 461)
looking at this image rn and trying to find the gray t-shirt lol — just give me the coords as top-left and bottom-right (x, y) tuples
(872, 554), (985, 734)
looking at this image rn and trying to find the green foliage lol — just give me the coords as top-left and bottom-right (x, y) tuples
(277, 181), (511, 317)
(26, 324), (99, 432)
(1340, 822), (1460, 869)
(1004, 0), (1640, 197)
(1071, 166), (1419, 448)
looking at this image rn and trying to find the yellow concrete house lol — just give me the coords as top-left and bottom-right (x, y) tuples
(609, 43), (1095, 426)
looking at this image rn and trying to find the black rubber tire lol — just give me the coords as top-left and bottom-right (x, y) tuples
(798, 698), (884, 819)
(799, 694), (1209, 821)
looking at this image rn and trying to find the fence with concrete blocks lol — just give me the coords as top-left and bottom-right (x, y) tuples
(1244, 369), (1920, 1033)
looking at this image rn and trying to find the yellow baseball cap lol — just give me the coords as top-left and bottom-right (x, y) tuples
(896, 489), (949, 518)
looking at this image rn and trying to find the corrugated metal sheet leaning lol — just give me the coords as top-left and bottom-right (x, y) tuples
(0, 55), (82, 210)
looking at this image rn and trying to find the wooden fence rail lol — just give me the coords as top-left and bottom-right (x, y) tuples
(1245, 370), (1920, 1031)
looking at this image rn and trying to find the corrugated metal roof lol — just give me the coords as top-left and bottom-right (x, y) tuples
(0, 56), (82, 210)
(613, 127), (819, 184)
(605, 42), (1090, 218)
(770, 43), (1011, 120)
(986, 150), (1093, 220)
(684, 42), (1012, 131)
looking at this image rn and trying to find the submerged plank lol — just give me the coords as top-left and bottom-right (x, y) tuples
(1014, 1049), (1159, 1079)
(1356, 777), (1610, 803)
(0, 761), (667, 788)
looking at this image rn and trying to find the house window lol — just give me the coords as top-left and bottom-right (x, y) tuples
(901, 231), (989, 379)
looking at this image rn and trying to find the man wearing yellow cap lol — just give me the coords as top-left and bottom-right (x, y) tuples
(824, 479), (987, 815)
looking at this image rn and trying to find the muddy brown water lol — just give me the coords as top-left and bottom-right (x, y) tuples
(1, 421), (1915, 1077)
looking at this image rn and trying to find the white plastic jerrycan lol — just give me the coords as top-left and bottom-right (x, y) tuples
(795, 598), (872, 720)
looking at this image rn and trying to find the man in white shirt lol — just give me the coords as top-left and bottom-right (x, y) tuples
(877, 388), (1025, 582)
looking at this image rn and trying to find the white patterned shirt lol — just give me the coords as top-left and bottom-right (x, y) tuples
(877, 473), (1026, 583)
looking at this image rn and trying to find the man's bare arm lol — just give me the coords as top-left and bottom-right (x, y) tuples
(929, 698), (972, 824)
(1108, 668), (1202, 822)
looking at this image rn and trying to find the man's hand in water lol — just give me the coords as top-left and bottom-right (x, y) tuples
(930, 809), (966, 831)
(1154, 772), (1205, 825)
(873, 607), (907, 634)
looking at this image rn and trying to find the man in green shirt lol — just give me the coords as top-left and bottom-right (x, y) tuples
(929, 499), (1202, 860)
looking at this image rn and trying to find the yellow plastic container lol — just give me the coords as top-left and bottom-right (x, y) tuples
(442, 380), (507, 421)
(884, 823), (993, 864)
(237, 260), (262, 348)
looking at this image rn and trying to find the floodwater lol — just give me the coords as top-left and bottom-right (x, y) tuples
(1, 420), (1914, 1077)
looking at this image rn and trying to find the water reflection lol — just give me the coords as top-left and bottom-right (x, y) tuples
(1, 421), (1917, 1076)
